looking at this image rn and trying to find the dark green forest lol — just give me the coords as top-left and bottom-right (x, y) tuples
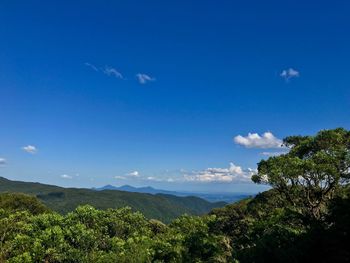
(1, 128), (350, 262)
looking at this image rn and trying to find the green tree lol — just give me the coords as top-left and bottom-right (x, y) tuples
(252, 128), (350, 220)
(170, 215), (232, 262)
(0, 193), (50, 215)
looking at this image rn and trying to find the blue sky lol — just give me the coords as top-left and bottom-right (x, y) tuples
(0, 1), (349, 192)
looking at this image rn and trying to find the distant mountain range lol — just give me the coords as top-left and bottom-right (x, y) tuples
(0, 177), (226, 223)
(94, 184), (179, 195)
(94, 184), (252, 203)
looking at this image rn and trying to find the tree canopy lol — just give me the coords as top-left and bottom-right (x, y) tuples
(252, 128), (350, 220)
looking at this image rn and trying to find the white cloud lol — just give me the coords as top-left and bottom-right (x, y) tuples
(184, 163), (255, 183)
(126, 171), (139, 177)
(280, 68), (299, 81)
(147, 176), (156, 180)
(136, 73), (155, 84)
(103, 66), (123, 79)
(0, 158), (6, 166)
(260, 151), (287, 156)
(22, 145), (38, 154)
(84, 62), (99, 72)
(234, 132), (283, 149)
(61, 174), (72, 179)
(114, 176), (126, 180)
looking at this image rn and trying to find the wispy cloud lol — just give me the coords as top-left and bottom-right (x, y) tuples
(22, 145), (38, 154)
(84, 62), (99, 72)
(280, 68), (299, 81)
(85, 63), (155, 84)
(0, 158), (6, 166)
(85, 63), (124, 79)
(234, 132), (283, 149)
(103, 66), (124, 79)
(61, 174), (72, 179)
(183, 163), (255, 183)
(136, 73), (155, 84)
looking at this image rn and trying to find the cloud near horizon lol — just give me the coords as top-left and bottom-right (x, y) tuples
(147, 176), (157, 181)
(22, 145), (38, 154)
(126, 171), (139, 177)
(110, 164), (257, 184)
(114, 176), (126, 180)
(61, 174), (73, 179)
(234, 132), (283, 149)
(184, 163), (256, 183)
(0, 158), (6, 166)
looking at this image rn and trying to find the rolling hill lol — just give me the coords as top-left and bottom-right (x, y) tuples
(0, 177), (226, 222)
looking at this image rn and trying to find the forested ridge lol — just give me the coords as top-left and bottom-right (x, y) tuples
(0, 177), (225, 223)
(1, 128), (350, 262)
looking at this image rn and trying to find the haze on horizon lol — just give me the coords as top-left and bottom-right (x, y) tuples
(0, 1), (349, 193)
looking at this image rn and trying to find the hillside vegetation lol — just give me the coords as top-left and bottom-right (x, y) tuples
(0, 177), (225, 223)
(0, 128), (350, 262)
